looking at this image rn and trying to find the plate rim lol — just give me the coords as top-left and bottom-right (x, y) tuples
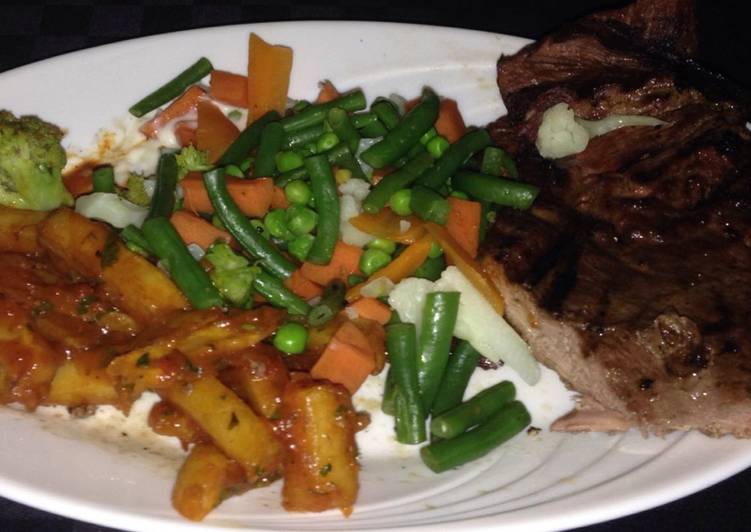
(1, 19), (749, 532)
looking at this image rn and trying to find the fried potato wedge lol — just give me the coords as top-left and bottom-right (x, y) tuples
(172, 443), (248, 521)
(280, 377), (359, 515)
(219, 344), (289, 419)
(0, 205), (48, 254)
(163, 377), (284, 483)
(38, 208), (187, 322)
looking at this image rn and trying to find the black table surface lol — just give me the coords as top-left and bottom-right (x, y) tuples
(1, 1), (750, 530)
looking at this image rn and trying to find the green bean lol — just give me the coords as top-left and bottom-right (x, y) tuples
(478, 200), (494, 243)
(359, 119), (388, 138)
(360, 88), (439, 169)
(431, 340), (482, 416)
(416, 129), (491, 189)
(413, 254), (445, 281)
(371, 98), (401, 130)
(253, 270), (311, 316)
(417, 292), (460, 410)
(304, 155), (340, 265)
(307, 279), (346, 326)
(327, 107), (360, 153)
(203, 168), (296, 279)
(218, 110), (280, 166)
(92, 166), (115, 193)
(351, 112), (379, 129)
(254, 122), (284, 178)
(362, 151), (433, 214)
(410, 185), (450, 225)
(128, 57), (213, 117)
(147, 152), (179, 219)
(120, 224), (154, 255)
(452, 170), (539, 210)
(381, 366), (396, 415)
(281, 123), (326, 151)
(141, 217), (223, 309)
(480, 146), (518, 178)
(430, 381), (516, 439)
(326, 144), (367, 180)
(420, 400), (531, 473)
(276, 167), (307, 187)
(387, 323), (426, 444)
(280, 90), (367, 132)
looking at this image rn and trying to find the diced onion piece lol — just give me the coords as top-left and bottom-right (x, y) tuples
(75, 192), (149, 229)
(360, 277), (395, 298)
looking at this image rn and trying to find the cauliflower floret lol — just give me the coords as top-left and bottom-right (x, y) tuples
(535, 103), (590, 159)
(0, 110), (73, 210)
(536, 102), (667, 160)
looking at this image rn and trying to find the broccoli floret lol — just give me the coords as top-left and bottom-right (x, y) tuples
(0, 110), (73, 210)
(122, 173), (151, 206)
(175, 145), (211, 179)
(204, 242), (257, 307)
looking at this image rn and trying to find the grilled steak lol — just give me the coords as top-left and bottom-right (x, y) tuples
(481, 0), (751, 437)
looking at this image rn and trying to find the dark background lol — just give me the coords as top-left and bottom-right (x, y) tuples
(1, 1), (750, 531)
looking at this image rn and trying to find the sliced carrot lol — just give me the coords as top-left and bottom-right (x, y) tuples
(446, 197), (481, 258)
(63, 164), (94, 197)
(209, 70), (249, 108)
(247, 33), (293, 123)
(435, 99), (467, 143)
(404, 97), (419, 113)
(347, 298), (391, 325)
(349, 209), (425, 244)
(271, 185), (289, 209)
(315, 80), (339, 104)
(424, 222), (505, 316)
(180, 174), (274, 218)
(284, 269), (323, 300)
(370, 166), (392, 185)
(300, 241), (363, 286)
(346, 233), (432, 302)
(141, 85), (205, 138)
(310, 322), (376, 393)
(174, 121), (197, 147)
(170, 210), (233, 250)
(196, 99), (241, 163)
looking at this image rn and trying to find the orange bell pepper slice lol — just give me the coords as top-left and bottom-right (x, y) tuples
(424, 222), (505, 316)
(196, 99), (240, 163)
(349, 209), (425, 245)
(346, 233), (432, 302)
(247, 33), (293, 123)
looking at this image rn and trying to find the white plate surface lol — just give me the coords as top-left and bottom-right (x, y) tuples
(1, 21), (751, 532)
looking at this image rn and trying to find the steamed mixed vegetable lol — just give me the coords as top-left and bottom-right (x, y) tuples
(0, 32), (543, 521)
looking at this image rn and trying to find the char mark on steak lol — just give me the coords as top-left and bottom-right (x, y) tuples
(481, 0), (751, 437)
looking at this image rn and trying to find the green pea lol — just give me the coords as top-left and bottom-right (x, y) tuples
(367, 238), (396, 255)
(284, 180), (312, 205)
(428, 240), (444, 258)
(450, 190), (469, 200)
(264, 208), (294, 240)
(426, 135), (450, 158)
(286, 205), (318, 236)
(225, 164), (244, 178)
(389, 188), (413, 216)
(273, 322), (308, 354)
(276, 150), (305, 173)
(359, 248), (392, 276)
(227, 109), (243, 121)
(288, 234), (315, 262)
(316, 132), (339, 153)
(420, 127), (437, 145)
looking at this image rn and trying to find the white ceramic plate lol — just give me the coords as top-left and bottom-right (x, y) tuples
(1, 21), (751, 532)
